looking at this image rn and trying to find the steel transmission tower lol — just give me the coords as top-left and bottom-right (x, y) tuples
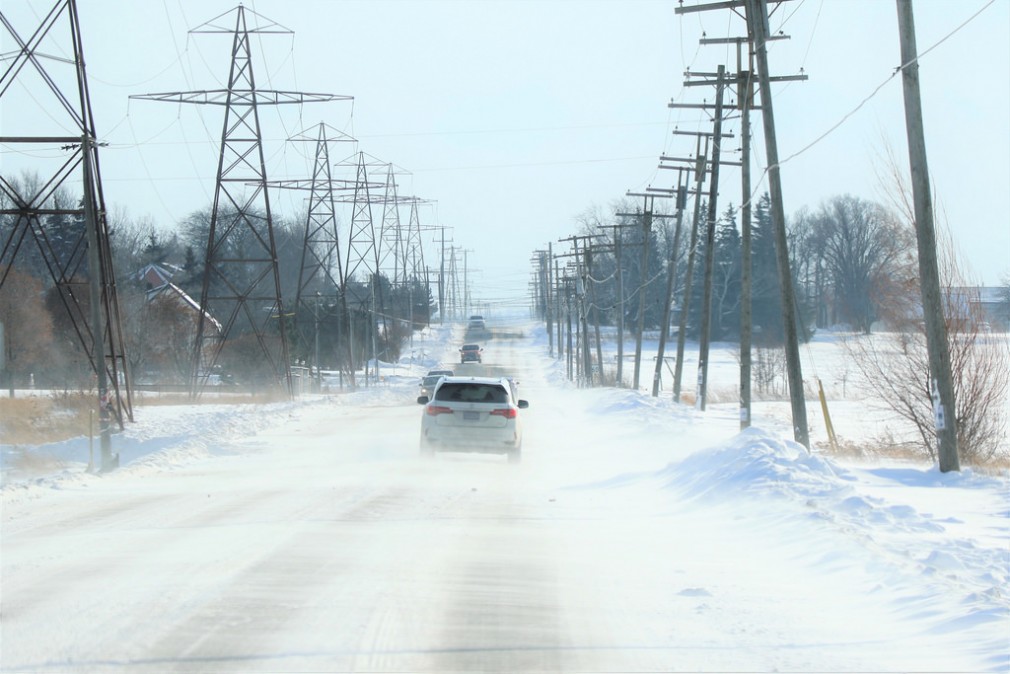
(132, 6), (348, 397)
(1, 0), (133, 470)
(403, 199), (430, 284)
(331, 151), (390, 381)
(267, 123), (355, 379)
(337, 151), (387, 289)
(377, 163), (410, 284)
(403, 199), (431, 328)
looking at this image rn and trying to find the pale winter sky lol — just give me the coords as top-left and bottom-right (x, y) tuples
(3, 0), (1008, 304)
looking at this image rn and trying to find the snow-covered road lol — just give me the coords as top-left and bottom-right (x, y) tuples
(2, 323), (1007, 672)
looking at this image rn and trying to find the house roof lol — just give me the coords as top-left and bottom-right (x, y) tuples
(136, 263), (183, 289)
(146, 282), (223, 334)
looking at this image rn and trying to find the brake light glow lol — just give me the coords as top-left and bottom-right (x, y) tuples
(426, 405), (454, 416)
(489, 407), (518, 419)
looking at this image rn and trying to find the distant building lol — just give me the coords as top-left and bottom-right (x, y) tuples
(949, 286), (1010, 331)
(135, 265), (223, 377)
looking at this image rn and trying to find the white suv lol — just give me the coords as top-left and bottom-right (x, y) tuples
(416, 376), (529, 462)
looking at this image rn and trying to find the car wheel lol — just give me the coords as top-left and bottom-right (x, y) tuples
(507, 445), (521, 464)
(420, 438), (435, 458)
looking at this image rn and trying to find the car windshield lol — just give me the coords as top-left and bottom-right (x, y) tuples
(434, 383), (509, 403)
(422, 376), (442, 387)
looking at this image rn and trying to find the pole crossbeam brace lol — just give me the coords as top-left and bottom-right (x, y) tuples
(660, 156), (742, 168)
(672, 129), (736, 139)
(129, 90), (349, 106)
(625, 191), (674, 201)
(0, 0), (133, 468)
(683, 75), (806, 86)
(675, 0), (796, 15)
(0, 136), (88, 143)
(699, 35), (789, 45)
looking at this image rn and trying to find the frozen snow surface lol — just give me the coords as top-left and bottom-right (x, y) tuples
(2, 319), (1008, 673)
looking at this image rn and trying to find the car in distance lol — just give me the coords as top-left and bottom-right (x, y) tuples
(417, 376), (529, 462)
(418, 369), (454, 397)
(459, 343), (483, 364)
(467, 315), (485, 331)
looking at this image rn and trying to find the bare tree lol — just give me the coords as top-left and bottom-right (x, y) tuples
(803, 195), (916, 333)
(845, 159), (1009, 465)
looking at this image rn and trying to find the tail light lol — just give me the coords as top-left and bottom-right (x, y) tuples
(426, 405), (454, 416)
(489, 407), (518, 419)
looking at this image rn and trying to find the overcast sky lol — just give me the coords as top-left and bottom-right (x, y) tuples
(3, 0), (1008, 305)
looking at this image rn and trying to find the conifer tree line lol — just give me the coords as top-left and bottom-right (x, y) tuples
(1, 175), (435, 390)
(553, 191), (920, 346)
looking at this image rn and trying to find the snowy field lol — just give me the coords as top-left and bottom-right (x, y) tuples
(1, 319), (1008, 673)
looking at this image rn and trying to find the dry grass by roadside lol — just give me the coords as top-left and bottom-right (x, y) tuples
(816, 435), (1010, 472)
(0, 394), (94, 445)
(1, 391), (285, 445)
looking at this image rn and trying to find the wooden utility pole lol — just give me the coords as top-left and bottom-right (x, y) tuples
(662, 124), (740, 404)
(694, 65), (728, 411)
(555, 258), (564, 359)
(739, 66), (755, 430)
(565, 277), (574, 380)
(599, 223), (635, 387)
(586, 244), (605, 384)
(633, 201), (652, 391)
(692, 26), (804, 425)
(668, 134), (709, 403)
(437, 227), (447, 324)
(620, 195), (674, 390)
(650, 172), (689, 397)
(615, 231), (624, 386)
(558, 235), (603, 386)
(745, 0), (809, 448)
(549, 245), (557, 355)
(895, 0), (958, 471)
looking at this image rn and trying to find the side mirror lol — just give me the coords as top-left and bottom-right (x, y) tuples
(517, 399), (529, 409)
(416, 395), (429, 405)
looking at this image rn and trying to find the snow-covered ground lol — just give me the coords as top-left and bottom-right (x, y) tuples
(2, 319), (1008, 672)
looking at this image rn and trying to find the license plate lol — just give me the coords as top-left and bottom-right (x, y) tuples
(463, 411), (480, 421)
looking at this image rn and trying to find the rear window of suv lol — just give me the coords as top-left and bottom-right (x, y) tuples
(434, 383), (509, 403)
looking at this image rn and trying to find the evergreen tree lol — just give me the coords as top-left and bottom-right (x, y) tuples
(750, 193), (784, 344)
(713, 205), (741, 340)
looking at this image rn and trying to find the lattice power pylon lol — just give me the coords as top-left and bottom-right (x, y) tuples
(267, 123), (356, 379)
(336, 151), (387, 288)
(332, 151), (412, 378)
(376, 163), (412, 285)
(403, 198), (432, 329)
(403, 199), (428, 285)
(1, 0), (133, 462)
(131, 6), (348, 396)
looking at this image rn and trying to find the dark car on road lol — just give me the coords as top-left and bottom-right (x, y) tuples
(459, 343), (483, 364)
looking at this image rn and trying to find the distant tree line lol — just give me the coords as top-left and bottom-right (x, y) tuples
(564, 192), (922, 345)
(0, 172), (435, 391)
(540, 186), (1008, 465)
